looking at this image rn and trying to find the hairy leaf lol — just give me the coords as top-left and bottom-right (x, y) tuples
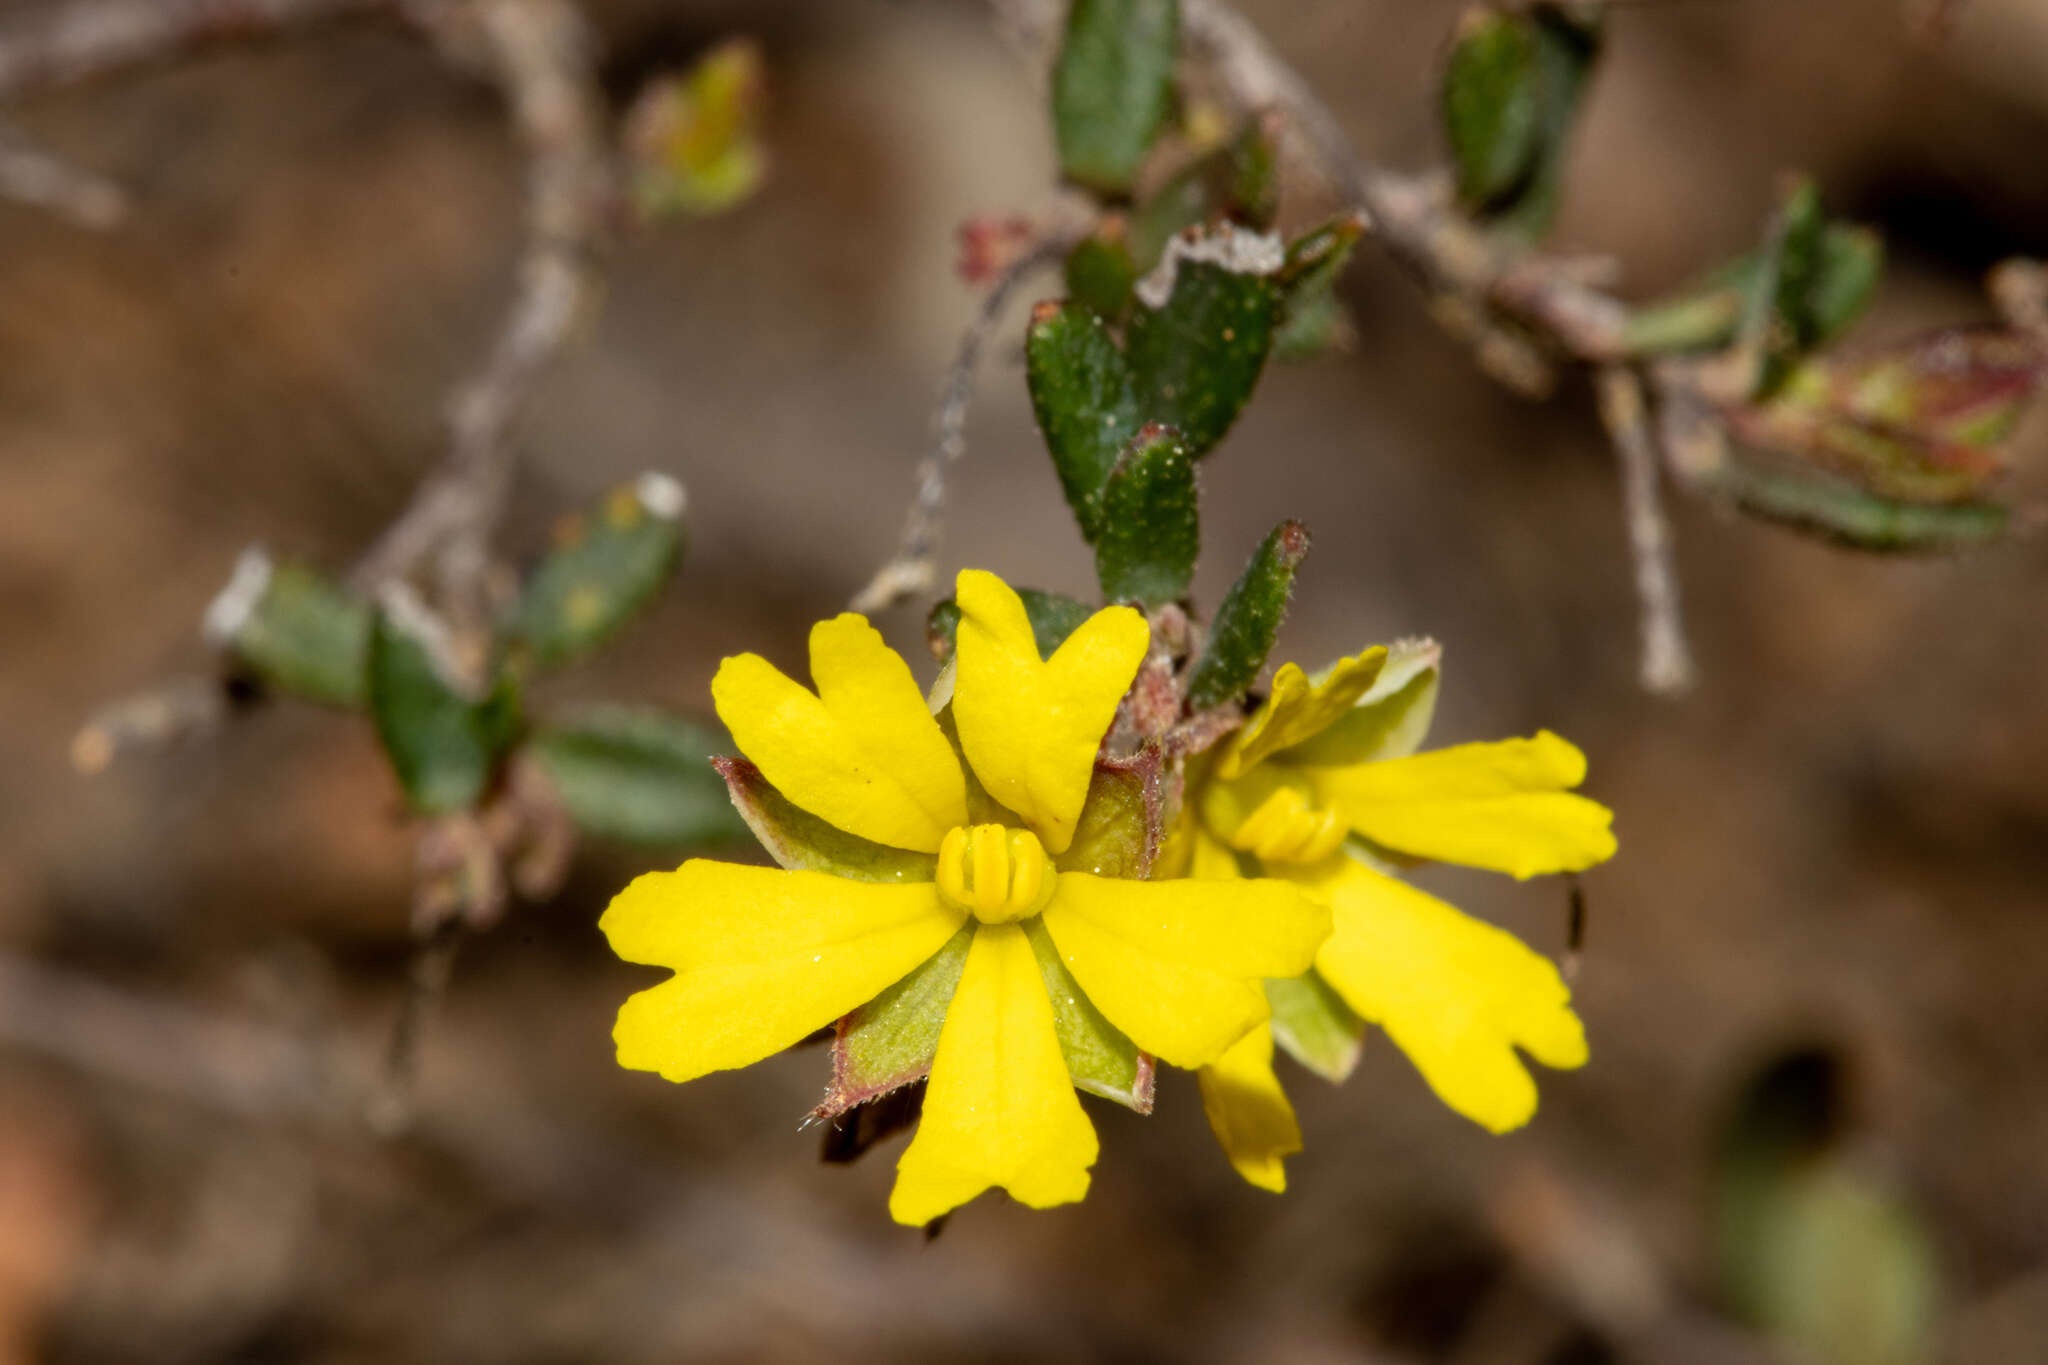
(1095, 423), (1199, 606)
(1185, 520), (1310, 709)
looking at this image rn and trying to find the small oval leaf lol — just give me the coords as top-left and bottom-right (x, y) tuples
(1095, 423), (1199, 607)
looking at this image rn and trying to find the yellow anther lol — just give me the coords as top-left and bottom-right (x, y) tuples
(1227, 786), (1349, 864)
(935, 824), (1057, 923)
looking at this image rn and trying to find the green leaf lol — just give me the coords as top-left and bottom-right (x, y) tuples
(515, 475), (685, 667)
(1094, 423), (1199, 606)
(1052, 0), (1181, 197)
(1127, 113), (1283, 268)
(1185, 520), (1310, 710)
(1125, 241), (1282, 456)
(716, 757), (937, 882)
(927, 588), (1096, 664)
(1064, 220), (1140, 323)
(1444, 4), (1603, 240)
(525, 706), (747, 847)
(818, 920), (975, 1115)
(1712, 1048), (1939, 1365)
(1271, 214), (1365, 362)
(1626, 221), (1883, 360)
(1024, 917), (1154, 1112)
(1025, 300), (1143, 539)
(209, 554), (369, 708)
(1282, 637), (1443, 767)
(1722, 327), (2043, 507)
(1058, 748), (1165, 879)
(1266, 970), (1366, 1083)
(1708, 459), (2010, 552)
(1443, 7), (1542, 208)
(368, 601), (522, 814)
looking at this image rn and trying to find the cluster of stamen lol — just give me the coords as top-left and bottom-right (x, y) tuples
(936, 824), (1057, 923)
(1226, 785), (1348, 863)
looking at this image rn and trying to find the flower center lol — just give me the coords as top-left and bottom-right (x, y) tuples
(1220, 784), (1348, 864)
(935, 824), (1057, 923)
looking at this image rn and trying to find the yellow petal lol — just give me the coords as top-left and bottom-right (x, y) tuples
(1304, 858), (1586, 1134)
(889, 922), (1098, 1225)
(603, 861), (966, 1082)
(1037, 873), (1330, 1070)
(1197, 1024), (1301, 1192)
(952, 569), (1148, 854)
(711, 614), (967, 853)
(1309, 731), (1617, 878)
(1216, 648), (1388, 779)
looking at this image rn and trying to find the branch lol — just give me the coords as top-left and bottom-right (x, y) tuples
(1596, 366), (1694, 694)
(848, 234), (1070, 615)
(346, 0), (611, 685)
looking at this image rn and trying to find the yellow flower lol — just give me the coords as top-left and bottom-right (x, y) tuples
(602, 570), (1330, 1225)
(1177, 639), (1615, 1191)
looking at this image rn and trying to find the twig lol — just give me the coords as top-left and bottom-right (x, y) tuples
(848, 234), (1070, 615)
(0, 116), (125, 225)
(348, 0), (611, 686)
(0, 0), (391, 99)
(365, 920), (464, 1135)
(1596, 366), (1694, 694)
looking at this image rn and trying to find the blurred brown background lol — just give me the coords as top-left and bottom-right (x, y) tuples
(3, 0), (2047, 1360)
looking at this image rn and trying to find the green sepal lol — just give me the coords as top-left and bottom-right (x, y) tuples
(1094, 423), (1199, 607)
(1185, 520), (1310, 710)
(1051, 0), (1181, 197)
(1444, 4), (1603, 240)
(1064, 221), (1140, 323)
(1058, 747), (1166, 880)
(524, 706), (747, 847)
(1025, 299), (1142, 539)
(927, 588), (1096, 664)
(1024, 917), (1155, 1112)
(215, 557), (370, 708)
(514, 476), (684, 668)
(1266, 970), (1366, 1083)
(715, 757), (937, 882)
(368, 606), (522, 814)
(815, 919), (974, 1117)
(1282, 637), (1443, 767)
(1124, 244), (1281, 456)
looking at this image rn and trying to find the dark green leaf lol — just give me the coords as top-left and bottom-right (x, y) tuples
(368, 602), (522, 814)
(1443, 7), (1542, 207)
(1025, 299), (1143, 539)
(1024, 917), (1154, 1111)
(818, 920), (974, 1115)
(1444, 4), (1602, 239)
(1094, 423), (1199, 606)
(1273, 215), (1364, 362)
(1128, 113), (1282, 268)
(1125, 237), (1281, 455)
(526, 706), (747, 847)
(211, 555), (369, 708)
(1806, 224), (1884, 348)
(1626, 222), (1883, 359)
(1709, 458), (2010, 552)
(1064, 221), (1140, 322)
(927, 588), (1096, 664)
(1052, 0), (1181, 196)
(515, 475), (685, 667)
(716, 757), (938, 882)
(1223, 111), (1283, 230)
(1266, 970), (1366, 1083)
(1185, 520), (1310, 709)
